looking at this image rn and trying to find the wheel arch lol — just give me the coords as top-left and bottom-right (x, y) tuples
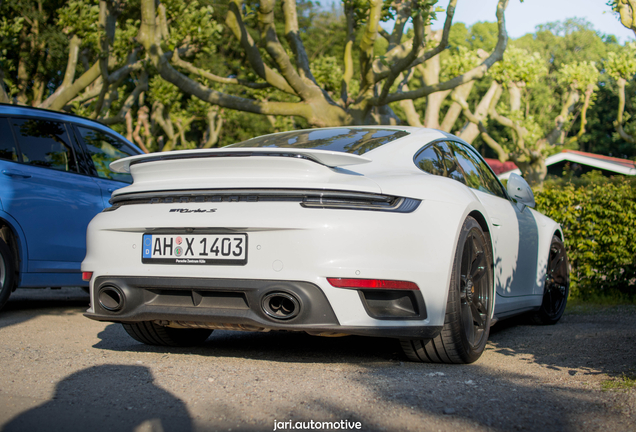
(0, 212), (28, 286)
(439, 208), (496, 321)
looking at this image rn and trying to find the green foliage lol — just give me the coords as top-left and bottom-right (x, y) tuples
(489, 47), (547, 86)
(606, 42), (636, 81)
(57, 0), (99, 48)
(448, 21), (499, 52)
(534, 177), (636, 299)
(162, 0), (222, 53)
(310, 55), (343, 93)
(558, 61), (600, 91)
(440, 46), (480, 81)
(148, 75), (182, 108)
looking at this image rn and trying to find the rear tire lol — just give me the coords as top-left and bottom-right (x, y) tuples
(401, 216), (493, 364)
(122, 322), (213, 347)
(0, 239), (17, 311)
(531, 235), (569, 325)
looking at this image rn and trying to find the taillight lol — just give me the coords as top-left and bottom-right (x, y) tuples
(327, 278), (419, 290)
(82, 272), (93, 281)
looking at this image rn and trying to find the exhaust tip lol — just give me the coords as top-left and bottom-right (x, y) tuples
(98, 285), (125, 312)
(261, 292), (300, 320)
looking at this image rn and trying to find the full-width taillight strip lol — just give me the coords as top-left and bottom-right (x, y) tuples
(327, 278), (419, 290)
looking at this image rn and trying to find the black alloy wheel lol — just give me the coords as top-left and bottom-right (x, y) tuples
(401, 216), (493, 364)
(459, 224), (491, 350)
(532, 235), (569, 325)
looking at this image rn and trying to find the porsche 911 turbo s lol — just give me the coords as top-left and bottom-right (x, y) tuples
(81, 127), (569, 364)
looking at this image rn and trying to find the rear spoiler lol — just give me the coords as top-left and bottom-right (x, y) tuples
(110, 148), (372, 173)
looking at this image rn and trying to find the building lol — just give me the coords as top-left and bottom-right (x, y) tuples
(488, 150), (636, 180)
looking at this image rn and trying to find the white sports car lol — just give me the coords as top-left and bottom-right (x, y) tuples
(82, 127), (569, 364)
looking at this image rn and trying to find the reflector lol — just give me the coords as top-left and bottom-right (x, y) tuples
(82, 272), (93, 281)
(327, 278), (419, 290)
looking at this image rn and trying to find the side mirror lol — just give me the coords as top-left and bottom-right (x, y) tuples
(506, 173), (535, 212)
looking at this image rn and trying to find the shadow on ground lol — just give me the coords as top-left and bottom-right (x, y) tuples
(94, 322), (402, 364)
(0, 287), (89, 330)
(1, 365), (193, 432)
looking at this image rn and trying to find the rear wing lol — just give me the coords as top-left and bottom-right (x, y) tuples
(110, 148), (372, 173)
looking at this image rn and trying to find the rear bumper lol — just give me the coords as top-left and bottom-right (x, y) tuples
(85, 276), (442, 339)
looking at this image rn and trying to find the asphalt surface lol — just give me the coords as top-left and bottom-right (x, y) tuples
(0, 288), (634, 432)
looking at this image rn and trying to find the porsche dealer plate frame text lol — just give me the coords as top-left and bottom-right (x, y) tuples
(142, 233), (247, 265)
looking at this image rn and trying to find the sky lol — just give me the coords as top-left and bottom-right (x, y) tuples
(431, 0), (635, 44)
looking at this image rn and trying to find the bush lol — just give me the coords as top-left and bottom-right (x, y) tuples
(534, 175), (636, 299)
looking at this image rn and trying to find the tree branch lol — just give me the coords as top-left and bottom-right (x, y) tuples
(543, 90), (580, 146)
(388, 0), (411, 50)
(258, 0), (320, 101)
(380, 0), (508, 105)
(282, 0), (318, 85)
(100, 71), (149, 125)
(567, 83), (594, 145)
(225, 0), (296, 94)
(340, 4), (355, 104)
(614, 77), (636, 143)
(359, 0), (383, 93)
(171, 50), (270, 89)
(378, 5), (424, 104)
(452, 90), (507, 162)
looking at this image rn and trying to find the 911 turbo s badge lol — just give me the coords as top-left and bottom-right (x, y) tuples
(169, 208), (217, 213)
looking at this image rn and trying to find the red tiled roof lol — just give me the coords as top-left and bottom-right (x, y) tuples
(484, 158), (518, 175)
(560, 150), (636, 169)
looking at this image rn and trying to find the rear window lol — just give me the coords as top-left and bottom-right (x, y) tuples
(228, 128), (409, 155)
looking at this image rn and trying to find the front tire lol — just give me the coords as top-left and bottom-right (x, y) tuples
(0, 239), (17, 311)
(122, 322), (213, 347)
(402, 216), (493, 364)
(531, 235), (569, 325)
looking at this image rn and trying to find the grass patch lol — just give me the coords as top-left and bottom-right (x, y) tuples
(601, 374), (636, 391)
(568, 291), (636, 307)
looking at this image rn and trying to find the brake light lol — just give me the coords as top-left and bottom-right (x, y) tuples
(327, 278), (419, 290)
(82, 272), (93, 281)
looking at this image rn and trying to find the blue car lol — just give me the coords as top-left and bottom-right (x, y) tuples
(0, 104), (143, 309)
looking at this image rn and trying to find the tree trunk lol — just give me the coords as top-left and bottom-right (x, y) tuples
(515, 158), (547, 187)
(456, 82), (500, 143)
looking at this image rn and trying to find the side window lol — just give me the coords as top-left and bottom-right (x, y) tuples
(415, 145), (445, 176)
(77, 127), (135, 184)
(450, 142), (507, 198)
(0, 117), (19, 162)
(10, 118), (77, 172)
(414, 142), (465, 184)
(437, 142), (464, 184)
(448, 142), (483, 191)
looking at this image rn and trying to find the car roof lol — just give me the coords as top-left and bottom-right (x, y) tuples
(0, 103), (143, 154)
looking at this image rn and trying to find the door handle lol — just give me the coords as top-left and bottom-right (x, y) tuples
(2, 169), (31, 179)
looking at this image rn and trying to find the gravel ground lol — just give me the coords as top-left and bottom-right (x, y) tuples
(0, 288), (634, 432)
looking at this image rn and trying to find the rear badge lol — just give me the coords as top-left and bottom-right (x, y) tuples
(169, 208), (217, 213)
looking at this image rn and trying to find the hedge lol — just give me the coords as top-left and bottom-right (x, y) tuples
(534, 177), (636, 299)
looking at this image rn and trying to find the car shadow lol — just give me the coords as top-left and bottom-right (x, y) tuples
(0, 287), (89, 331)
(1, 364), (193, 432)
(94, 305), (636, 378)
(94, 323), (403, 364)
(488, 307), (636, 378)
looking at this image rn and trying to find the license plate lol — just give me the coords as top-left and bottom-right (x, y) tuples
(142, 234), (247, 265)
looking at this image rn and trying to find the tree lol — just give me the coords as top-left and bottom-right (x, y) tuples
(454, 47), (600, 185)
(605, 43), (636, 144)
(136, 0), (510, 128)
(609, 0), (636, 36)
